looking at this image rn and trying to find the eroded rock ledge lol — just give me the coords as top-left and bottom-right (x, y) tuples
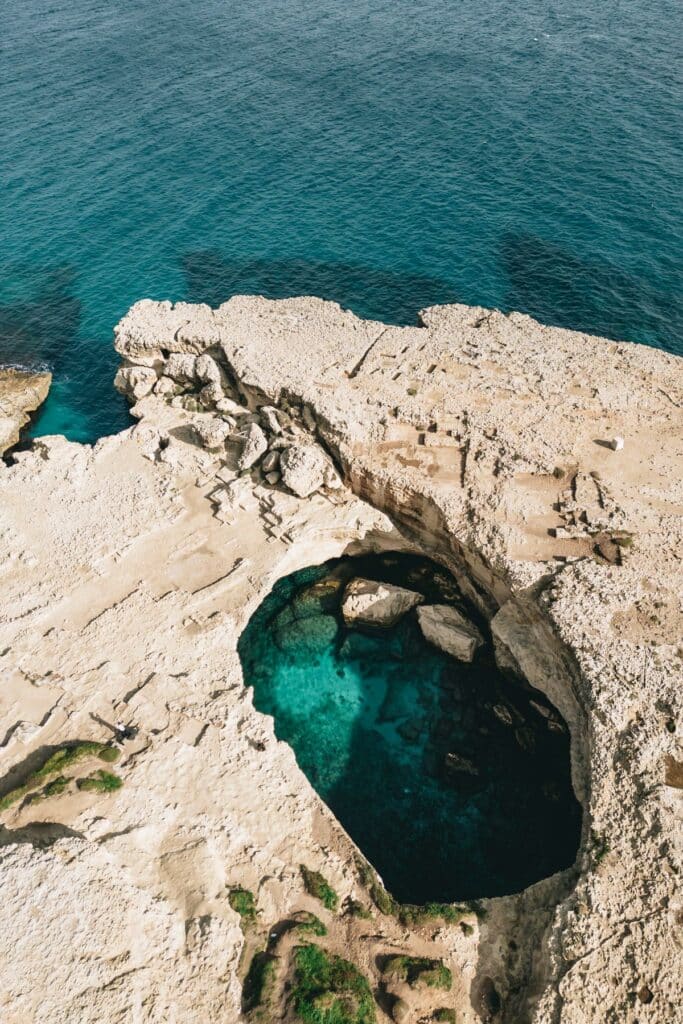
(0, 296), (681, 1024)
(0, 367), (51, 456)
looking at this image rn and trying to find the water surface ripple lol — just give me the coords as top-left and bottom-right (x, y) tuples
(2, 0), (681, 439)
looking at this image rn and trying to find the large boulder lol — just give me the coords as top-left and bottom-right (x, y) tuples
(193, 416), (232, 451)
(236, 422), (268, 470)
(199, 382), (225, 408)
(417, 604), (483, 662)
(195, 353), (224, 386)
(165, 353), (197, 384)
(113, 365), (158, 401)
(279, 443), (329, 498)
(341, 578), (423, 628)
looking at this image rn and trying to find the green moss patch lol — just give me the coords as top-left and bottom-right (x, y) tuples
(382, 955), (452, 991)
(97, 745), (121, 763)
(353, 857), (485, 928)
(294, 911), (328, 937)
(229, 887), (258, 926)
(399, 902), (466, 927)
(291, 943), (376, 1024)
(300, 865), (338, 912)
(346, 899), (372, 920)
(76, 770), (122, 793)
(0, 742), (120, 812)
(42, 776), (70, 798)
(399, 900), (484, 927)
(354, 858), (397, 917)
(434, 1010), (457, 1023)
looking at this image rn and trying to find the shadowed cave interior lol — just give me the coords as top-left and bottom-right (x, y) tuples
(238, 552), (582, 905)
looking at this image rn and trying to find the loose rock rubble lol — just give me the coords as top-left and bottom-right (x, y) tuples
(417, 604), (484, 662)
(114, 306), (343, 505)
(341, 577), (424, 628)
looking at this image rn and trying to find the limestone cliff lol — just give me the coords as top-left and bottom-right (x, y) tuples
(0, 297), (680, 1024)
(0, 367), (51, 455)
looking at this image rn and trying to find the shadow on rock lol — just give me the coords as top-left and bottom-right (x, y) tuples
(0, 821), (84, 849)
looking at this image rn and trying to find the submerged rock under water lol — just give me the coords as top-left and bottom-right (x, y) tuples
(239, 553), (582, 904)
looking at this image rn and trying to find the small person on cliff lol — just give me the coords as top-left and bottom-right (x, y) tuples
(114, 720), (137, 744)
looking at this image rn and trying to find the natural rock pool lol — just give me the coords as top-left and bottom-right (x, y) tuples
(239, 553), (581, 904)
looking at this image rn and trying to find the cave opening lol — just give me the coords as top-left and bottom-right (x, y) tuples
(238, 551), (581, 904)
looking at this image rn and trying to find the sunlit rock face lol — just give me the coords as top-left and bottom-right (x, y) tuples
(1, 295), (680, 1023)
(239, 552), (581, 904)
(0, 368), (51, 455)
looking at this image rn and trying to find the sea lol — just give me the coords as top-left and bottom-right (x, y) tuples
(2, 0), (681, 442)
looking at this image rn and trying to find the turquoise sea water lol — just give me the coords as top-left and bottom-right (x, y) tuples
(239, 555), (581, 903)
(1, 0), (681, 441)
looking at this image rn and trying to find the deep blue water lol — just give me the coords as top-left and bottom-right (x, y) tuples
(239, 554), (581, 902)
(1, 0), (681, 442)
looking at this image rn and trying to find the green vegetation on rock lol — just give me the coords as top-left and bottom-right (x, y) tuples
(354, 857), (480, 926)
(97, 745), (122, 763)
(346, 899), (372, 920)
(42, 776), (70, 798)
(354, 857), (397, 917)
(229, 887), (258, 925)
(382, 955), (452, 991)
(77, 769), (123, 793)
(0, 742), (120, 812)
(399, 902), (469, 927)
(433, 1010), (457, 1023)
(300, 865), (339, 912)
(294, 911), (328, 937)
(291, 943), (376, 1024)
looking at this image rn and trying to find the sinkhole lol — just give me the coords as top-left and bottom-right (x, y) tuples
(238, 552), (582, 905)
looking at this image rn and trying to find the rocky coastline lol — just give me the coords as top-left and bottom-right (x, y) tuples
(0, 296), (680, 1023)
(0, 367), (51, 457)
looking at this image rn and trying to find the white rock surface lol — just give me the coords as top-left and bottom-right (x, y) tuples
(193, 416), (232, 451)
(279, 443), (329, 497)
(261, 449), (280, 474)
(165, 353), (197, 384)
(342, 577), (423, 628)
(0, 368), (51, 456)
(195, 353), (224, 385)
(153, 374), (182, 397)
(236, 422), (268, 470)
(199, 381), (224, 407)
(417, 604), (484, 662)
(259, 405), (283, 434)
(1, 294), (681, 1024)
(114, 365), (158, 401)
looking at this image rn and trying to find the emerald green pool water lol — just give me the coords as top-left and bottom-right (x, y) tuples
(239, 553), (581, 904)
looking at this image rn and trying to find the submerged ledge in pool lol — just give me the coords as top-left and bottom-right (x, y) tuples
(238, 552), (581, 905)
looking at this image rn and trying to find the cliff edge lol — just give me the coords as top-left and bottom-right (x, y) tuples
(0, 367), (51, 455)
(0, 297), (680, 1023)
